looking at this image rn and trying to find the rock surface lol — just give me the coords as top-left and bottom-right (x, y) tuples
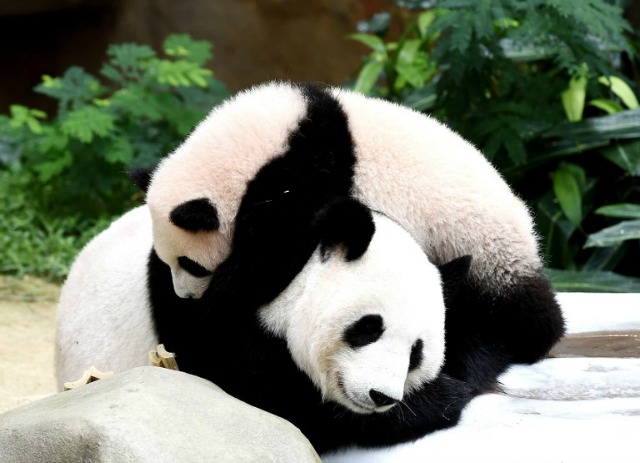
(0, 366), (321, 463)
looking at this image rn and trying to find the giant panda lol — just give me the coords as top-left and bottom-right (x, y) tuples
(137, 81), (565, 392)
(56, 198), (474, 454)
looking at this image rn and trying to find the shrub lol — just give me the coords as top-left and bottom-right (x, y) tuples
(0, 34), (228, 280)
(350, 0), (640, 291)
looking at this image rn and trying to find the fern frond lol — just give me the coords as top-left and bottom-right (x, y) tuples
(61, 106), (115, 143)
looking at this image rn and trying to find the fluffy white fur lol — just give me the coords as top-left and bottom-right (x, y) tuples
(259, 213), (446, 414)
(55, 206), (158, 390)
(146, 83), (307, 298)
(145, 82), (539, 299)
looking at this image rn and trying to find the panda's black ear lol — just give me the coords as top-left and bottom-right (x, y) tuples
(438, 255), (472, 305)
(314, 197), (375, 261)
(127, 167), (155, 193)
(170, 198), (220, 232)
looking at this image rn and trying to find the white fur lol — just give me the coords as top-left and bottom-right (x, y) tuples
(55, 206), (158, 390)
(146, 82), (307, 297)
(146, 82), (540, 299)
(259, 213), (447, 414)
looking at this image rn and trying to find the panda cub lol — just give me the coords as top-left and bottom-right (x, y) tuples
(56, 199), (473, 453)
(138, 81), (565, 393)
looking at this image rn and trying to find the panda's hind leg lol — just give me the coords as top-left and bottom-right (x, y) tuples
(443, 271), (565, 392)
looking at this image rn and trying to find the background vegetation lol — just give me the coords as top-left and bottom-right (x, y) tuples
(0, 0), (639, 291)
(0, 34), (228, 279)
(351, 0), (640, 291)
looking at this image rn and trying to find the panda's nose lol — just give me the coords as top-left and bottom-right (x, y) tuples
(369, 389), (399, 407)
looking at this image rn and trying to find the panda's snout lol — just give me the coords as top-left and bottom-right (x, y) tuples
(369, 389), (399, 407)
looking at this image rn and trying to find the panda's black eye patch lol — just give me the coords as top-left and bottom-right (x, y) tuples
(177, 256), (213, 278)
(344, 314), (384, 348)
(409, 339), (424, 371)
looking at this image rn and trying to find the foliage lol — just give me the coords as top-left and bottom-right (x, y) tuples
(351, 0), (640, 290)
(0, 34), (228, 280)
(0, 34), (228, 218)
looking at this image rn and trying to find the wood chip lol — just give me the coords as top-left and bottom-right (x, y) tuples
(63, 366), (114, 391)
(149, 344), (179, 370)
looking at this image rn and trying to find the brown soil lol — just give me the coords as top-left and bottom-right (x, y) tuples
(0, 275), (59, 413)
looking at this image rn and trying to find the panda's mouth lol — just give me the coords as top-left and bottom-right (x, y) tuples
(336, 373), (377, 414)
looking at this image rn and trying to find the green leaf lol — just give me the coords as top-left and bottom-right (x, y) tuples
(104, 136), (134, 164)
(356, 12), (390, 35)
(163, 34), (212, 66)
(349, 33), (387, 54)
(417, 10), (436, 37)
(546, 269), (640, 293)
(353, 60), (384, 95)
(61, 106), (115, 143)
(601, 141), (640, 176)
(598, 75), (639, 109)
(155, 60), (212, 87)
(589, 98), (623, 115)
(553, 163), (584, 227)
(585, 219), (640, 248)
(33, 151), (73, 182)
(595, 203), (640, 219)
(9, 105), (46, 134)
(561, 75), (587, 122)
(581, 244), (626, 272)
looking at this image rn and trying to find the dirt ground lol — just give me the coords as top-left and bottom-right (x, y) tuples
(0, 275), (59, 414)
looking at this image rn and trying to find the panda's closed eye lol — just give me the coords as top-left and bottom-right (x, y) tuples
(344, 314), (384, 348)
(177, 256), (213, 278)
(408, 339), (424, 371)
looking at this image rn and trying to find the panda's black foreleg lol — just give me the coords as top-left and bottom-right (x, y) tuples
(443, 271), (566, 392)
(317, 373), (473, 452)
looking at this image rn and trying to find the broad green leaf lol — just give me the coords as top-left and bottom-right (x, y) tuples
(546, 269), (640, 293)
(553, 164), (583, 227)
(598, 75), (639, 109)
(353, 60), (384, 95)
(595, 203), (640, 219)
(589, 98), (623, 115)
(585, 219), (640, 248)
(543, 109), (640, 153)
(348, 33), (386, 54)
(602, 141), (640, 176)
(417, 11), (436, 37)
(581, 244), (626, 272)
(561, 75), (587, 122)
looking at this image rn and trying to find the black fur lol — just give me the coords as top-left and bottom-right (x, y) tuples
(170, 198), (220, 232)
(127, 167), (154, 192)
(315, 197), (376, 262)
(147, 83), (565, 453)
(409, 339), (424, 371)
(442, 272), (566, 393)
(344, 314), (385, 348)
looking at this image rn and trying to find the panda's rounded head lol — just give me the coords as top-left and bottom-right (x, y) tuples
(259, 198), (471, 414)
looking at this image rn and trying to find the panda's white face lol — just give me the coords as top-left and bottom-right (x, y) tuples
(259, 214), (447, 414)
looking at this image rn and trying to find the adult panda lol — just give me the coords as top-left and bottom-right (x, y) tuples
(137, 81), (565, 392)
(57, 198), (474, 454)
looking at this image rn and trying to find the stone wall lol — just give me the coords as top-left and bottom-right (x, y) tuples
(0, 0), (390, 113)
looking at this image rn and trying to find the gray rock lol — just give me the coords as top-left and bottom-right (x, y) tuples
(0, 366), (321, 463)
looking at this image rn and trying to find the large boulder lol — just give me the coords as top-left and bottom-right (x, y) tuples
(0, 366), (321, 463)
